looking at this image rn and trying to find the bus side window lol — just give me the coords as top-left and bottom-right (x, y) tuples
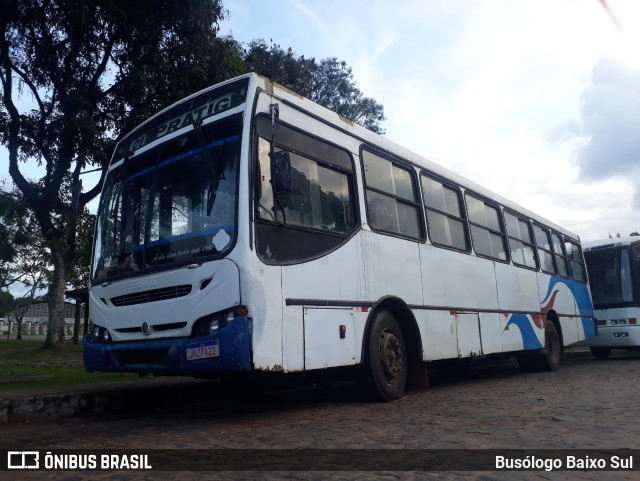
(421, 174), (469, 251)
(504, 212), (537, 269)
(534, 225), (556, 275)
(465, 194), (508, 261)
(551, 233), (569, 278)
(362, 150), (423, 240)
(256, 137), (355, 234)
(565, 240), (587, 283)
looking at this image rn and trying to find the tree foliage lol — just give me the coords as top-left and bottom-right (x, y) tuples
(0, 188), (29, 268)
(0, 0), (244, 348)
(244, 40), (386, 133)
(0, 1), (386, 349)
(0, 188), (49, 338)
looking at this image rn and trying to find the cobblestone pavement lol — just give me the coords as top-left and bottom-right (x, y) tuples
(2, 351), (639, 481)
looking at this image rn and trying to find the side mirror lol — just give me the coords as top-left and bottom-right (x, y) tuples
(270, 150), (292, 194)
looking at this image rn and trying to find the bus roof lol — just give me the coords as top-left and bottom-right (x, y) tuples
(583, 236), (640, 251)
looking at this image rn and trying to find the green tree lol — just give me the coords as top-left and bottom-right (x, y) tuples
(0, 188), (48, 339)
(0, 290), (14, 316)
(0, 0), (244, 348)
(66, 211), (95, 291)
(245, 40), (386, 133)
(0, 188), (33, 290)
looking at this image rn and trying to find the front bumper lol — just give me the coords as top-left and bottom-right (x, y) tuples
(575, 324), (640, 349)
(83, 316), (252, 375)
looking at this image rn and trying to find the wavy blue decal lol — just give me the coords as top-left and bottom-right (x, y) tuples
(505, 276), (596, 348)
(544, 277), (596, 337)
(506, 314), (543, 349)
(543, 277), (593, 315)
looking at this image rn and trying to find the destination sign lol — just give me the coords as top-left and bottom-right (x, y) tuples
(114, 76), (249, 161)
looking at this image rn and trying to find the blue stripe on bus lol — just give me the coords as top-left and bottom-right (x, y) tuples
(131, 225), (234, 251)
(543, 277), (594, 317)
(544, 277), (596, 338)
(506, 314), (543, 349)
(507, 276), (595, 349)
(128, 135), (240, 180)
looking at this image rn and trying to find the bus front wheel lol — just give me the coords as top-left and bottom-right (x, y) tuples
(361, 309), (408, 402)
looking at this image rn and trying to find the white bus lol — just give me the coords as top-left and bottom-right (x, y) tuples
(84, 73), (595, 401)
(580, 237), (640, 359)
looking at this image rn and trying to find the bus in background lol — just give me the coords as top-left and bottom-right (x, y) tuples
(84, 73), (595, 401)
(581, 237), (640, 359)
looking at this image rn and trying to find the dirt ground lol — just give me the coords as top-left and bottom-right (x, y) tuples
(2, 350), (639, 481)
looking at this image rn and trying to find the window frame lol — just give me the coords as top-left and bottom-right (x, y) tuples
(254, 116), (359, 238)
(565, 239), (588, 283)
(464, 192), (510, 263)
(533, 223), (558, 275)
(503, 209), (539, 271)
(550, 231), (570, 279)
(420, 171), (470, 253)
(360, 147), (425, 242)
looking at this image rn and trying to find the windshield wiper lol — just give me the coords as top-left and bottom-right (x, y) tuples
(192, 118), (227, 216)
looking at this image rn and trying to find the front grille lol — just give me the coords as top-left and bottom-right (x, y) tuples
(115, 349), (169, 366)
(115, 327), (142, 333)
(111, 285), (192, 307)
(115, 322), (187, 334)
(153, 322), (188, 331)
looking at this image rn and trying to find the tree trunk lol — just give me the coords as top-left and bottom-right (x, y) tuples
(43, 249), (67, 349)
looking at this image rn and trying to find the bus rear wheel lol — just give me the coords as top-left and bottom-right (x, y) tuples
(538, 320), (562, 371)
(361, 309), (407, 402)
(590, 347), (611, 360)
(516, 320), (562, 372)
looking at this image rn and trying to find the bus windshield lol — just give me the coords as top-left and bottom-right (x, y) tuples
(585, 248), (634, 308)
(91, 114), (242, 282)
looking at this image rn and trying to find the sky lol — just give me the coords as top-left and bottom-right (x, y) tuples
(1, 0), (639, 242)
(218, 0), (640, 242)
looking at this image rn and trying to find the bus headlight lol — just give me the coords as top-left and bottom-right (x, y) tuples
(191, 305), (249, 338)
(209, 318), (220, 332)
(90, 322), (112, 343)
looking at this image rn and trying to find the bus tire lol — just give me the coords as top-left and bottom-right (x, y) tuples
(361, 309), (407, 402)
(515, 350), (537, 371)
(516, 320), (562, 372)
(590, 347), (611, 360)
(537, 320), (562, 371)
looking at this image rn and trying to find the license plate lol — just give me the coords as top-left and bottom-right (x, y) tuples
(186, 340), (220, 361)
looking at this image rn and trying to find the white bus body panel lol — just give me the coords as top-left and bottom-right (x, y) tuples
(302, 307), (365, 370)
(420, 246), (497, 310)
(89, 260), (240, 342)
(361, 231), (423, 304)
(239, 262), (284, 371)
(280, 233), (367, 371)
(495, 262), (540, 313)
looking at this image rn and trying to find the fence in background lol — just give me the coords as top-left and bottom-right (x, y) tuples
(0, 320), (83, 338)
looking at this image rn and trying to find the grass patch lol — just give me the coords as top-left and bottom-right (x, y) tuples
(0, 339), (138, 391)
